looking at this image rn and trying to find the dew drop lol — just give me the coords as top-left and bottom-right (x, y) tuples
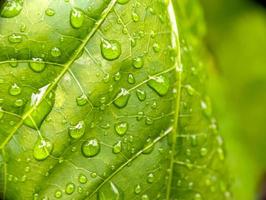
(81, 138), (100, 157)
(78, 174), (87, 184)
(54, 190), (62, 198)
(147, 173), (154, 183)
(9, 58), (18, 67)
(65, 183), (75, 195)
(200, 147), (208, 157)
(132, 57), (144, 69)
(113, 88), (130, 108)
(194, 193), (202, 200)
(141, 194), (149, 200)
(134, 184), (141, 194)
(9, 83), (21, 96)
(132, 12), (140, 22)
(136, 89), (146, 101)
(69, 121), (85, 139)
(8, 33), (22, 43)
(147, 75), (169, 96)
(33, 138), (53, 161)
(29, 58), (46, 72)
(51, 47), (61, 57)
(152, 43), (160, 52)
(70, 8), (85, 29)
(14, 98), (24, 107)
(113, 141), (122, 154)
(101, 39), (121, 61)
(127, 73), (135, 84)
(0, 0), (23, 18)
(117, 0), (130, 4)
(45, 8), (55, 16)
(114, 121), (128, 136)
(76, 94), (88, 106)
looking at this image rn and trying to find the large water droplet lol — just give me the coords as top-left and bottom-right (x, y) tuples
(70, 8), (85, 29)
(0, 0), (23, 18)
(33, 138), (53, 161)
(23, 85), (55, 129)
(81, 138), (100, 157)
(113, 141), (122, 154)
(8, 33), (22, 43)
(113, 88), (130, 108)
(65, 183), (75, 195)
(147, 75), (169, 96)
(69, 121), (85, 139)
(9, 83), (21, 96)
(114, 121), (128, 136)
(101, 39), (121, 61)
(29, 58), (46, 72)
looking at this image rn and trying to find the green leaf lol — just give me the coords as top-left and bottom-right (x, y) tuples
(0, 0), (231, 199)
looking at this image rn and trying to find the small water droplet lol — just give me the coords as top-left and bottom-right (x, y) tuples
(0, 0), (23, 18)
(101, 39), (121, 61)
(200, 147), (208, 157)
(9, 83), (21, 96)
(45, 8), (55, 16)
(147, 75), (169, 96)
(33, 138), (53, 161)
(194, 193), (202, 200)
(127, 73), (135, 84)
(132, 57), (144, 69)
(65, 183), (75, 195)
(147, 173), (154, 183)
(113, 88), (130, 108)
(136, 89), (146, 101)
(81, 138), (100, 157)
(134, 184), (141, 194)
(29, 58), (46, 72)
(69, 121), (85, 139)
(9, 58), (18, 67)
(78, 174), (87, 184)
(14, 98), (24, 107)
(113, 141), (122, 154)
(152, 43), (160, 52)
(51, 47), (61, 57)
(132, 12), (140, 22)
(54, 190), (62, 198)
(114, 121), (128, 136)
(141, 194), (149, 200)
(70, 8), (85, 29)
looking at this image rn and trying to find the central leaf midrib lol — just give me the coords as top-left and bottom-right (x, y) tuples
(0, 0), (118, 149)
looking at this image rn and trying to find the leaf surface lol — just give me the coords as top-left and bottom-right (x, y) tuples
(0, 0), (231, 199)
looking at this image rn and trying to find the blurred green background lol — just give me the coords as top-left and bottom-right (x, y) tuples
(200, 0), (266, 199)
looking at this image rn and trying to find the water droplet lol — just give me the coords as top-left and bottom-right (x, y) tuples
(45, 8), (55, 16)
(147, 75), (169, 96)
(23, 85), (55, 129)
(136, 89), (146, 101)
(143, 138), (154, 154)
(8, 33), (22, 43)
(113, 141), (122, 154)
(81, 138), (100, 157)
(194, 193), (202, 200)
(69, 121), (85, 139)
(14, 98), (24, 107)
(147, 173), (154, 183)
(127, 73), (135, 84)
(97, 182), (123, 200)
(79, 174), (87, 184)
(132, 12), (140, 22)
(70, 8), (85, 29)
(54, 190), (62, 198)
(200, 147), (208, 157)
(91, 172), (97, 178)
(114, 121), (128, 136)
(114, 72), (121, 81)
(65, 183), (75, 195)
(51, 47), (61, 57)
(29, 58), (46, 72)
(101, 39), (121, 61)
(132, 57), (144, 69)
(33, 138), (53, 161)
(136, 111), (144, 121)
(76, 94), (88, 106)
(152, 43), (160, 52)
(9, 83), (21, 96)
(9, 58), (18, 67)
(0, 0), (23, 18)
(117, 0), (130, 4)
(141, 194), (149, 200)
(134, 184), (141, 194)
(113, 88), (130, 108)
(185, 85), (196, 96)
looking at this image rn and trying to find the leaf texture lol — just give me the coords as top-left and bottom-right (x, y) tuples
(0, 0), (231, 199)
